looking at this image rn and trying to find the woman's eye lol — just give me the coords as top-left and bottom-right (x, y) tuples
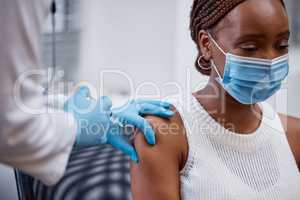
(278, 40), (289, 50)
(240, 45), (258, 52)
(279, 43), (289, 50)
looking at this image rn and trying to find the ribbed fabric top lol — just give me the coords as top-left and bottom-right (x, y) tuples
(174, 94), (300, 200)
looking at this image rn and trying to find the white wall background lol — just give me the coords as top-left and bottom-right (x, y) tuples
(79, 0), (178, 101)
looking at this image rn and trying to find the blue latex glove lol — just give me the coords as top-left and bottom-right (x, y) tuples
(111, 99), (174, 144)
(108, 99), (174, 162)
(64, 86), (175, 162)
(64, 86), (112, 148)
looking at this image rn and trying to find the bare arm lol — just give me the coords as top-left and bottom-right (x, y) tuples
(131, 111), (188, 200)
(279, 114), (300, 166)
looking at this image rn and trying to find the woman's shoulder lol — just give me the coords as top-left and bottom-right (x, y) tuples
(131, 108), (185, 199)
(133, 106), (188, 171)
(131, 107), (188, 199)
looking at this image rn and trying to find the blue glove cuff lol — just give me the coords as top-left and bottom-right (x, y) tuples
(74, 120), (109, 149)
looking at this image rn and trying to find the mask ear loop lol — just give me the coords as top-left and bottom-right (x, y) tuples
(207, 32), (227, 55)
(207, 32), (225, 79)
(211, 60), (223, 79)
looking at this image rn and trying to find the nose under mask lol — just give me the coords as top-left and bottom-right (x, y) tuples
(208, 33), (289, 105)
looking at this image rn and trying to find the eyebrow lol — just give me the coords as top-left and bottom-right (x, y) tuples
(235, 30), (290, 42)
(235, 33), (266, 42)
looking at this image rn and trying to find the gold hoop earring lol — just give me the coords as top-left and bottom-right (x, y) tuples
(197, 55), (212, 70)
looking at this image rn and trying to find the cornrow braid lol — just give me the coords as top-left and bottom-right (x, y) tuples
(190, 0), (286, 75)
(190, 0), (246, 44)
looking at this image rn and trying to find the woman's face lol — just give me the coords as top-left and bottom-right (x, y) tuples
(199, 0), (290, 77)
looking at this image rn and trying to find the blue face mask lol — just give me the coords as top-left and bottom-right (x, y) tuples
(209, 34), (289, 105)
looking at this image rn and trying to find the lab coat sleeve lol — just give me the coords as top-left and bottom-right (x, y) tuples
(0, 0), (77, 185)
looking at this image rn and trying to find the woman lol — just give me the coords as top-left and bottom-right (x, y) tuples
(131, 0), (300, 199)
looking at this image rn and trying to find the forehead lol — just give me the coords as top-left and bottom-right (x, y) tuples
(215, 0), (289, 36)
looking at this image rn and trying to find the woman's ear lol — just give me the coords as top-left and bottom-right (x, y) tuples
(194, 30), (213, 76)
(197, 30), (213, 61)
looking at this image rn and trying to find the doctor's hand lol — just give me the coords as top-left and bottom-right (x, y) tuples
(64, 86), (112, 148)
(64, 86), (175, 162)
(108, 99), (174, 162)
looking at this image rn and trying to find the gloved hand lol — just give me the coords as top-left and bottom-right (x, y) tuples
(64, 86), (112, 148)
(108, 99), (174, 162)
(64, 86), (175, 162)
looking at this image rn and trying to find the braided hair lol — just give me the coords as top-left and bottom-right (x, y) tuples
(190, 0), (286, 75)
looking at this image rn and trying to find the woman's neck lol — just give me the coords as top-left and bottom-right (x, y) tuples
(193, 80), (263, 134)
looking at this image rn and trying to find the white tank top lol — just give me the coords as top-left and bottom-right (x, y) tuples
(174, 95), (300, 200)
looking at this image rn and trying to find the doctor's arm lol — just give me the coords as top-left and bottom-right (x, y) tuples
(279, 114), (300, 167)
(0, 0), (79, 185)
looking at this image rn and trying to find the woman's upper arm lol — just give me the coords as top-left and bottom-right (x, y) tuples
(279, 114), (300, 165)
(131, 113), (187, 200)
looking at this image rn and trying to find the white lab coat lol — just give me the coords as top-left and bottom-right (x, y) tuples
(0, 0), (77, 185)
